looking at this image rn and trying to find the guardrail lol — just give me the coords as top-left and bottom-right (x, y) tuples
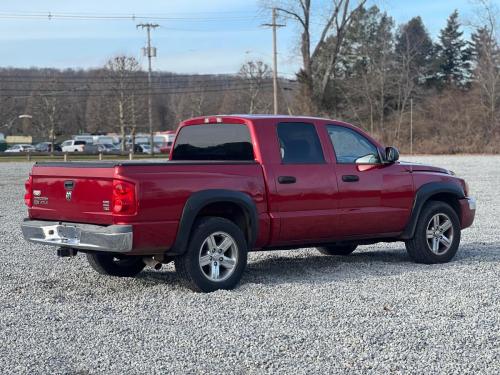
(0, 151), (168, 161)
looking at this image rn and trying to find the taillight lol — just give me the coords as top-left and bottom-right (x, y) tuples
(112, 180), (136, 215)
(24, 175), (33, 207)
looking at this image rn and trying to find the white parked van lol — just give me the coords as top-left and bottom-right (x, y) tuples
(61, 140), (86, 152)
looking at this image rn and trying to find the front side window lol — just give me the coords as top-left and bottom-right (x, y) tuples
(62, 141), (71, 146)
(172, 124), (254, 161)
(327, 125), (380, 164)
(277, 122), (325, 164)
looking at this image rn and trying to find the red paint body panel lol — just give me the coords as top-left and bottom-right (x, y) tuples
(26, 115), (476, 255)
(459, 199), (475, 229)
(29, 166), (115, 225)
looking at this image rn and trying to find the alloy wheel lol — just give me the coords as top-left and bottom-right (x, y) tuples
(426, 213), (454, 255)
(198, 231), (238, 282)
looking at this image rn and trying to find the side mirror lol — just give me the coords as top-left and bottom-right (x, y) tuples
(385, 146), (400, 163)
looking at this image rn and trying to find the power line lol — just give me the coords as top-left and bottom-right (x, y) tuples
(0, 80), (279, 94)
(0, 11), (262, 22)
(0, 83), (291, 99)
(0, 79), (297, 94)
(0, 75), (280, 84)
(0, 71), (299, 82)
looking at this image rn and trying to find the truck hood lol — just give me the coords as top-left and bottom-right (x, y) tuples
(398, 161), (452, 175)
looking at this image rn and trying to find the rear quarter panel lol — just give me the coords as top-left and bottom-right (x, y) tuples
(115, 163), (269, 253)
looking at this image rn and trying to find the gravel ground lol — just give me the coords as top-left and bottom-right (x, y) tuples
(0, 155), (499, 374)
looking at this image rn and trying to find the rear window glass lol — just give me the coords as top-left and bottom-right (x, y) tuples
(172, 124), (254, 161)
(277, 122), (325, 164)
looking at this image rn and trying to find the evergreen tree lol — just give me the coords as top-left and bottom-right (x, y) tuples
(471, 26), (498, 64)
(435, 10), (473, 86)
(395, 16), (434, 81)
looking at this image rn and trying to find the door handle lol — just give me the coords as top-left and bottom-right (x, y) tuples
(278, 176), (296, 184)
(342, 175), (359, 182)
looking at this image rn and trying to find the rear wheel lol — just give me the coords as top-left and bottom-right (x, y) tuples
(86, 252), (146, 277)
(405, 201), (461, 264)
(317, 244), (358, 256)
(174, 217), (247, 292)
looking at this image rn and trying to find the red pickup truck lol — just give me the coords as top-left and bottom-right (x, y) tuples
(22, 115), (476, 292)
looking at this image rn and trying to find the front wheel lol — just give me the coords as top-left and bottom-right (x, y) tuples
(86, 252), (146, 277)
(174, 217), (247, 292)
(405, 201), (461, 264)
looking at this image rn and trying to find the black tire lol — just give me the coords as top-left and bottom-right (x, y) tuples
(405, 201), (461, 264)
(174, 217), (248, 293)
(317, 244), (358, 256)
(86, 252), (146, 277)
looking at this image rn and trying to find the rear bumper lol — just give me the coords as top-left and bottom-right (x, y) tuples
(459, 197), (476, 229)
(21, 219), (133, 253)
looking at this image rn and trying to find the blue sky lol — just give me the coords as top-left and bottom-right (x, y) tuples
(0, 0), (478, 76)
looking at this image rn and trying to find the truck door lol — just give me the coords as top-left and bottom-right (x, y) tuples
(268, 122), (340, 243)
(325, 124), (414, 236)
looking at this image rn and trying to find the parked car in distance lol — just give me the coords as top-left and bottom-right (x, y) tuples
(100, 143), (121, 153)
(134, 144), (160, 154)
(61, 140), (87, 152)
(34, 142), (62, 153)
(5, 144), (35, 153)
(21, 115), (476, 293)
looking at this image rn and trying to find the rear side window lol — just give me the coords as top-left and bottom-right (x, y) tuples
(74, 141), (86, 145)
(172, 124), (254, 161)
(277, 122), (325, 164)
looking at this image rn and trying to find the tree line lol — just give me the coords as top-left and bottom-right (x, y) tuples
(0, 1), (499, 153)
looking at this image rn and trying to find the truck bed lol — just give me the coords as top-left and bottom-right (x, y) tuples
(28, 160), (268, 253)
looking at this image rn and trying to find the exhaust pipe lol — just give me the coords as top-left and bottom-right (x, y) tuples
(143, 257), (162, 270)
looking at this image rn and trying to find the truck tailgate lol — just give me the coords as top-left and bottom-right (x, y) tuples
(28, 163), (116, 225)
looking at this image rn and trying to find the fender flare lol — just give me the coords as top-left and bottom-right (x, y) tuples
(169, 189), (259, 255)
(400, 182), (465, 240)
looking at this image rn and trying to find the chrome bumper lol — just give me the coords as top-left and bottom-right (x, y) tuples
(21, 219), (133, 253)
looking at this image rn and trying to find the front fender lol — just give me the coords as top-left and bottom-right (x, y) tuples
(400, 182), (465, 240)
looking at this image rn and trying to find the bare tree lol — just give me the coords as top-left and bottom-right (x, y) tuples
(393, 16), (434, 141)
(29, 76), (68, 152)
(271, 0), (367, 111)
(470, 0), (500, 135)
(104, 56), (146, 150)
(238, 60), (273, 113)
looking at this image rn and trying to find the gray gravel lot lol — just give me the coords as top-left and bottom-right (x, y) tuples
(0, 155), (499, 374)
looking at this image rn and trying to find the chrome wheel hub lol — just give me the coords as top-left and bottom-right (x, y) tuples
(199, 231), (238, 282)
(426, 213), (454, 255)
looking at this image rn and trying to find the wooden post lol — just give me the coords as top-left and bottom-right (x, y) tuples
(129, 150), (133, 160)
(64, 153), (68, 162)
(98, 152), (103, 161)
(410, 98), (413, 156)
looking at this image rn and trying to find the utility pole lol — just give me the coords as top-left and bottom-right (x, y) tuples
(137, 23), (159, 155)
(262, 9), (285, 115)
(410, 98), (413, 156)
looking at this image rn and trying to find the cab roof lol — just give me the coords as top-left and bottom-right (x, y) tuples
(181, 114), (353, 126)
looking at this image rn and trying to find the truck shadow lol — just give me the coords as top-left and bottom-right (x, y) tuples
(138, 242), (499, 288)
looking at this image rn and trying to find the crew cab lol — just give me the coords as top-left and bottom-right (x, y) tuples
(22, 115), (476, 292)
